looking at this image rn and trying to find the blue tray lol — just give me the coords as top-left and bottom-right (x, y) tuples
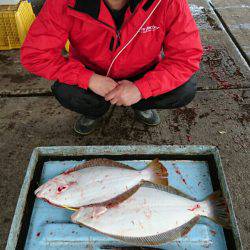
(6, 146), (242, 249)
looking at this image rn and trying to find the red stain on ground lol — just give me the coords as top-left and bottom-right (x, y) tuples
(211, 72), (232, 89)
(232, 93), (244, 102)
(210, 230), (217, 236)
(188, 204), (201, 211)
(36, 232), (41, 237)
(186, 135), (192, 142)
(203, 45), (214, 54)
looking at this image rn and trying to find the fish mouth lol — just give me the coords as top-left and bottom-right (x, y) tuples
(34, 183), (50, 199)
(35, 189), (45, 199)
(34, 186), (43, 197)
(34, 181), (56, 197)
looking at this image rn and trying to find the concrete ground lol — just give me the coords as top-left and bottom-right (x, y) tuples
(0, 0), (249, 249)
(211, 0), (250, 62)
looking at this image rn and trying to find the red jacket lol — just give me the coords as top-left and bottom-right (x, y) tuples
(21, 0), (203, 99)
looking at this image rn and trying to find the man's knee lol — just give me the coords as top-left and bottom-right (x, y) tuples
(51, 81), (77, 108)
(51, 81), (110, 118)
(167, 74), (197, 108)
(134, 74), (197, 111)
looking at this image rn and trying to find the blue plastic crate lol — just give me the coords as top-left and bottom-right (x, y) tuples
(6, 146), (242, 249)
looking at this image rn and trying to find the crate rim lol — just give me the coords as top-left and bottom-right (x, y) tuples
(6, 145), (243, 250)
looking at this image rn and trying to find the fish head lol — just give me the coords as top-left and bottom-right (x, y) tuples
(34, 173), (78, 204)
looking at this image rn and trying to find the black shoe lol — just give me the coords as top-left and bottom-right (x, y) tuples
(74, 115), (102, 135)
(134, 109), (161, 126)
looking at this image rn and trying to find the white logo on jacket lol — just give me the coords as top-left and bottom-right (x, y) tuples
(140, 25), (160, 33)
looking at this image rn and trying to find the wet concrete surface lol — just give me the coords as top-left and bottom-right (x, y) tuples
(190, 0), (250, 90)
(0, 50), (52, 96)
(211, 0), (250, 62)
(0, 0), (250, 249)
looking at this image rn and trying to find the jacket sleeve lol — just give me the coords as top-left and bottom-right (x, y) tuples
(134, 0), (203, 99)
(20, 0), (94, 89)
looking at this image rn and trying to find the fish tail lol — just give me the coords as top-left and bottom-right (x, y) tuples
(143, 159), (168, 186)
(203, 191), (231, 229)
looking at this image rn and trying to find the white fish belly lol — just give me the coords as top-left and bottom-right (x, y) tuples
(77, 188), (198, 237)
(48, 166), (143, 207)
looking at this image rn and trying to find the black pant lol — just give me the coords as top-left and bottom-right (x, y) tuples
(51, 75), (197, 119)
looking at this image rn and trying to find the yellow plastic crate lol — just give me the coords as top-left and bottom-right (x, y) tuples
(0, 0), (35, 50)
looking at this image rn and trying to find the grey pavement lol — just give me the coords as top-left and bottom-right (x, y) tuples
(0, 0), (249, 249)
(211, 0), (250, 62)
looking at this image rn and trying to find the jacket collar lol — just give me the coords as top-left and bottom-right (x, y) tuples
(71, 0), (142, 20)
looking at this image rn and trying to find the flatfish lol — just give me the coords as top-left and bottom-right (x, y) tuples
(71, 182), (230, 245)
(35, 159), (168, 209)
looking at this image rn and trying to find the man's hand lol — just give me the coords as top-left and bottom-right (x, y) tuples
(105, 80), (142, 106)
(88, 73), (118, 97)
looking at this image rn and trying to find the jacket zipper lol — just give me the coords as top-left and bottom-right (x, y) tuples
(114, 4), (141, 49)
(96, 20), (121, 49)
(116, 30), (121, 48)
(92, 2), (142, 50)
(106, 0), (162, 76)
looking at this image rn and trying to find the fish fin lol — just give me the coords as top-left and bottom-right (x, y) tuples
(64, 158), (134, 174)
(142, 182), (197, 201)
(61, 205), (78, 211)
(143, 159), (168, 186)
(93, 206), (107, 217)
(71, 207), (86, 223)
(71, 206), (108, 223)
(105, 216), (200, 245)
(71, 207), (200, 246)
(103, 184), (141, 208)
(202, 191), (231, 229)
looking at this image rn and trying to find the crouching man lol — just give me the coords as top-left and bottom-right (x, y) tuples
(21, 0), (203, 135)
